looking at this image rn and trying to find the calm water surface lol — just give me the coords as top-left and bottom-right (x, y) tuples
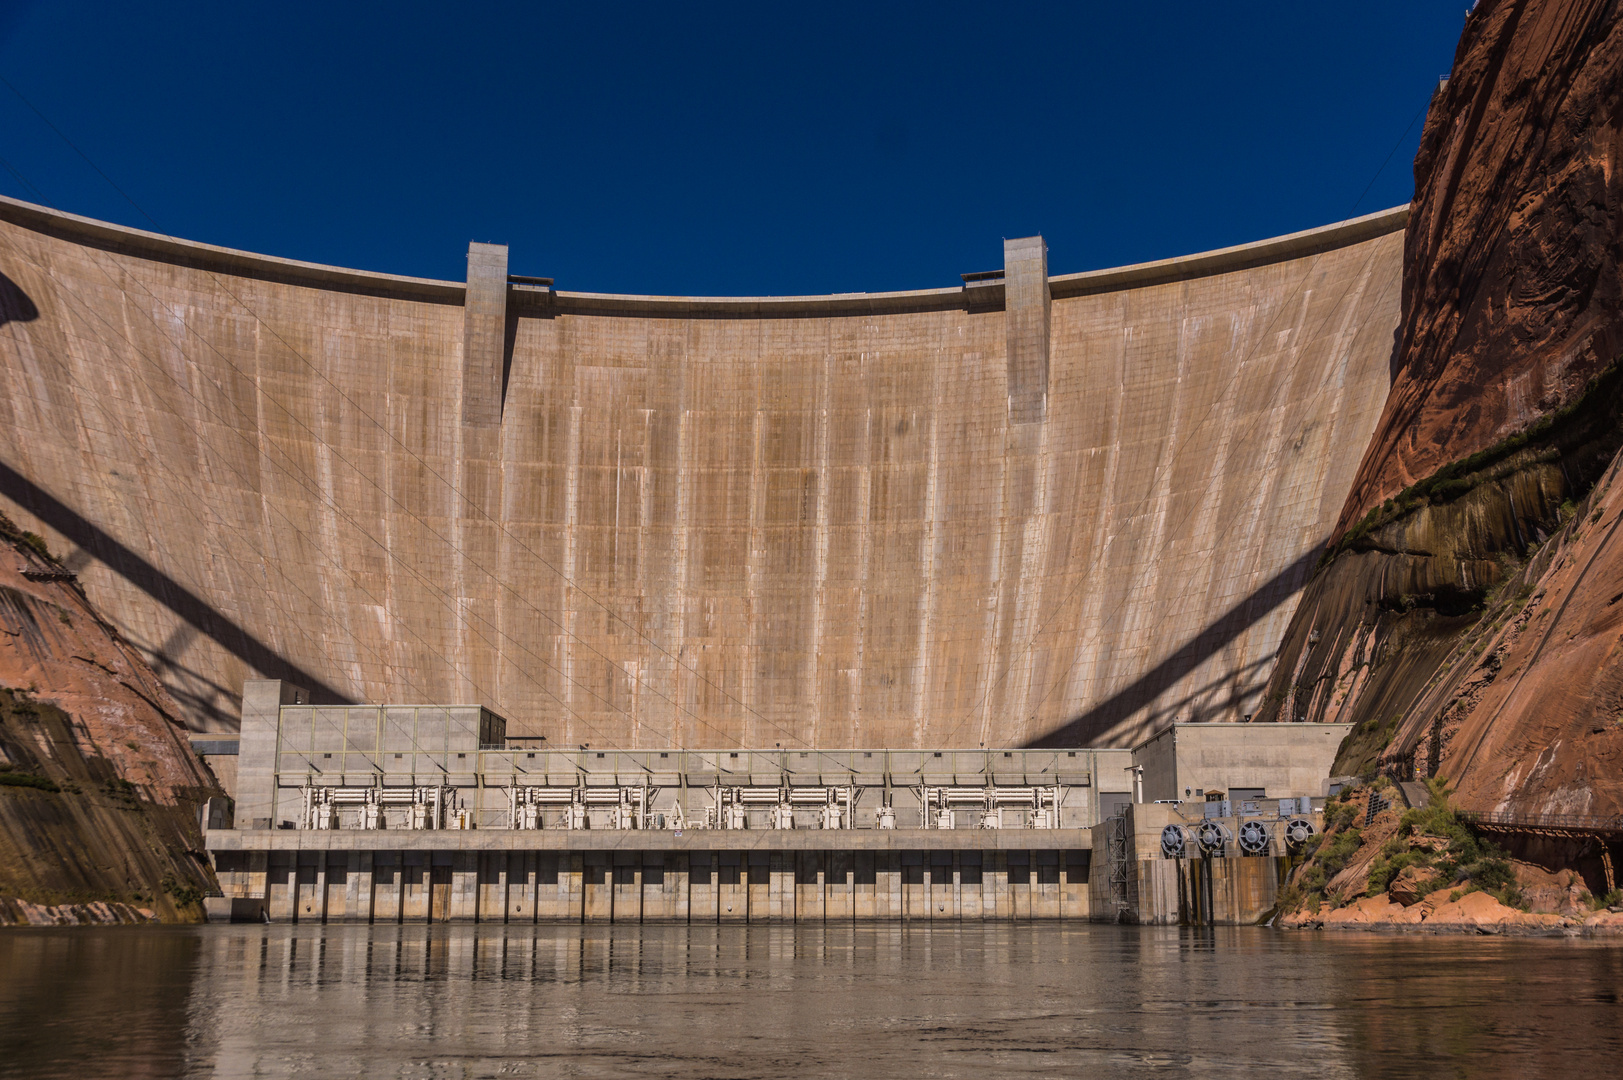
(0, 923), (1619, 1078)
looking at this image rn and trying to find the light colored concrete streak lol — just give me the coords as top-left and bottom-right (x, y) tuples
(0, 204), (1401, 747)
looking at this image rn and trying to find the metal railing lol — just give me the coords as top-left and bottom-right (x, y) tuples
(1454, 809), (1623, 836)
(258, 745), (1132, 833)
(270, 747), (1110, 787)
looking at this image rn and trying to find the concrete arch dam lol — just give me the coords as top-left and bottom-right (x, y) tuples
(0, 196), (1405, 748)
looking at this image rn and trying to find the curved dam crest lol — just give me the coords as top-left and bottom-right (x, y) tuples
(0, 196), (1404, 748)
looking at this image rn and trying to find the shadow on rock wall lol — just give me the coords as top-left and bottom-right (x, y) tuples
(0, 271), (38, 326)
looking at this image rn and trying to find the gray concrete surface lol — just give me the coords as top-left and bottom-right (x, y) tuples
(1134, 722), (1353, 802)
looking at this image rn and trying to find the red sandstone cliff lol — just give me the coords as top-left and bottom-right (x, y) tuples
(0, 512), (219, 923)
(1383, 455), (1623, 820)
(1258, 0), (1623, 858)
(1337, 0), (1623, 534)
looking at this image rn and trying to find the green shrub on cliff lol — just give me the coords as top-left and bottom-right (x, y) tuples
(1288, 777), (1530, 912)
(1297, 825), (1364, 903)
(161, 873), (203, 908)
(1328, 357), (1623, 564)
(1358, 780), (1525, 907)
(17, 530), (52, 562)
(1366, 841), (1427, 896)
(0, 769), (60, 793)
(1318, 827), (1362, 877)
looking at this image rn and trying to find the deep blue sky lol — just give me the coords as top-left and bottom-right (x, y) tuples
(0, 2), (1467, 295)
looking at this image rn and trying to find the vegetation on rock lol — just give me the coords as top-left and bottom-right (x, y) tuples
(1282, 779), (1524, 916)
(1362, 780), (1523, 909)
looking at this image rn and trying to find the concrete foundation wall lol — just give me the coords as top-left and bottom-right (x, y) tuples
(1090, 801), (1308, 924)
(214, 844), (1091, 923)
(1130, 855), (1284, 926)
(0, 197), (1403, 748)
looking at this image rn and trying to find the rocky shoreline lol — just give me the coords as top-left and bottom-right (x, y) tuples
(1280, 889), (1623, 936)
(0, 897), (160, 927)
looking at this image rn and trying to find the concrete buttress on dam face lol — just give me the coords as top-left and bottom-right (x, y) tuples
(0, 197), (1404, 748)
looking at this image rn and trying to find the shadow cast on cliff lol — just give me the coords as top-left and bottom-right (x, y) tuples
(1026, 542), (1325, 748)
(0, 460), (350, 714)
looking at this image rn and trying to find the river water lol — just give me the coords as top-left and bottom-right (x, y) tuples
(0, 923), (1619, 1079)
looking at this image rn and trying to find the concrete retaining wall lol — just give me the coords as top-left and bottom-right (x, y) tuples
(214, 846), (1092, 923)
(1089, 801), (1302, 924)
(1132, 856), (1283, 926)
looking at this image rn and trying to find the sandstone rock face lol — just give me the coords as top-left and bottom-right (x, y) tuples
(1337, 0), (1623, 533)
(1512, 864), (1590, 916)
(1421, 889), (1570, 931)
(1322, 894), (1411, 925)
(1389, 864), (1441, 907)
(1257, 0), (1623, 849)
(1581, 909), (1623, 929)
(1377, 456), (1623, 820)
(0, 523), (209, 803)
(1257, 448), (1581, 737)
(0, 513), (217, 922)
(1294, 888), (1584, 934)
(0, 897), (159, 926)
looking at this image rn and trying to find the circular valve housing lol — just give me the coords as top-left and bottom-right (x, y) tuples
(1284, 817), (1317, 849)
(1237, 819), (1271, 855)
(1196, 821), (1230, 853)
(1160, 824), (1186, 858)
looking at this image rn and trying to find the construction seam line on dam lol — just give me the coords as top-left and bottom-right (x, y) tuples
(0, 196), (1406, 749)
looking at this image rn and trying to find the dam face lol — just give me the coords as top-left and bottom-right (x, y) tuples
(0, 198), (1403, 748)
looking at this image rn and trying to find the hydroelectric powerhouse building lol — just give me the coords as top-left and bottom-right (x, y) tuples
(202, 681), (1348, 924)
